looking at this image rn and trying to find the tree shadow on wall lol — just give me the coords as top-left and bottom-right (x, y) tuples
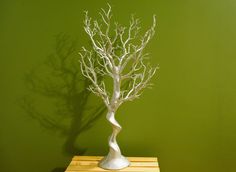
(19, 33), (106, 171)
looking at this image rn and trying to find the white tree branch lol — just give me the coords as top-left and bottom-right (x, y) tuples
(80, 4), (158, 109)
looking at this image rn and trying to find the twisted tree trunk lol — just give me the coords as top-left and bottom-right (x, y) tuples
(98, 68), (130, 169)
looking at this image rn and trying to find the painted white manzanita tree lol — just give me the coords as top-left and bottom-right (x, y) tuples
(79, 4), (157, 170)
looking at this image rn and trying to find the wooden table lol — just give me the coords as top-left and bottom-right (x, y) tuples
(65, 156), (160, 172)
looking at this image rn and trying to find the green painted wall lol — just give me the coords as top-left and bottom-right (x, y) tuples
(1, 0), (236, 172)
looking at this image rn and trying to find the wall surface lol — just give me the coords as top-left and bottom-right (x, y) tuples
(1, 0), (236, 172)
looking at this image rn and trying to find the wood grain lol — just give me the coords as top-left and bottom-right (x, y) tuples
(65, 156), (160, 172)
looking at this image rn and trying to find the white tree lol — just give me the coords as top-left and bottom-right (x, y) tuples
(79, 4), (157, 170)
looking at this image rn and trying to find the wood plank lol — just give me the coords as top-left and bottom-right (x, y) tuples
(66, 168), (158, 172)
(72, 156), (103, 161)
(66, 170), (158, 172)
(66, 166), (159, 172)
(72, 156), (158, 162)
(66, 156), (160, 172)
(69, 161), (158, 167)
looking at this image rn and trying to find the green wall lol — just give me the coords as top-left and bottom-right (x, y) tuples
(1, 0), (236, 172)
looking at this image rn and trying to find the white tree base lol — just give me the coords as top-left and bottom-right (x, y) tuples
(98, 155), (130, 170)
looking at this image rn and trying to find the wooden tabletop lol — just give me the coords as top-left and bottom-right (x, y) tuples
(65, 156), (160, 172)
